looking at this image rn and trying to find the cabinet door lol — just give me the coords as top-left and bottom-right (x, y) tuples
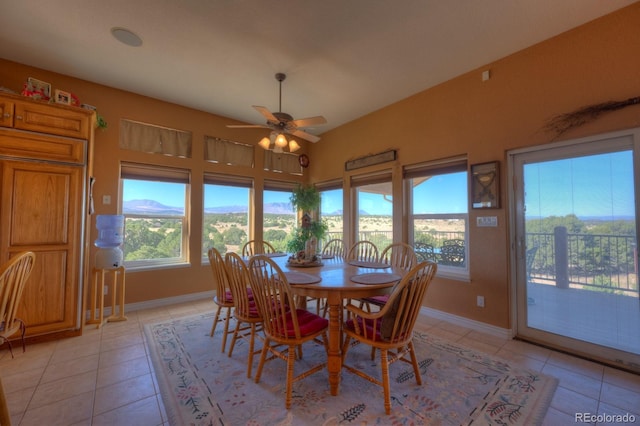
(0, 160), (83, 336)
(14, 101), (90, 139)
(0, 99), (13, 127)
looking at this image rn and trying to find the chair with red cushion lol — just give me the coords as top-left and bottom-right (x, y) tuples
(342, 261), (437, 415)
(359, 242), (418, 311)
(248, 255), (329, 409)
(208, 247), (234, 353)
(225, 251), (263, 378)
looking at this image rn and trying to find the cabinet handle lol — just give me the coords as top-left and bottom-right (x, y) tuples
(15, 115), (23, 120)
(2, 113), (10, 118)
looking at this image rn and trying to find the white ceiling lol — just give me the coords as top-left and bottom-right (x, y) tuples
(0, 0), (635, 137)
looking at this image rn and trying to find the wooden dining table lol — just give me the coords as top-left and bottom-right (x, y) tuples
(271, 255), (405, 396)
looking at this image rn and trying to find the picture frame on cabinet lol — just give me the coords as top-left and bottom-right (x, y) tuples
(471, 161), (500, 209)
(54, 89), (71, 105)
(24, 77), (51, 100)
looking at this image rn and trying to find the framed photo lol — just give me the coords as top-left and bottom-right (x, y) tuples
(25, 77), (51, 100)
(471, 161), (500, 209)
(54, 89), (71, 105)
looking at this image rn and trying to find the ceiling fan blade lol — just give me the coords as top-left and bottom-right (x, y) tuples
(253, 105), (279, 123)
(291, 115), (327, 128)
(291, 129), (321, 143)
(226, 124), (268, 129)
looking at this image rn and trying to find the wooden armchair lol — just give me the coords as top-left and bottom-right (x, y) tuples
(247, 255), (328, 409)
(0, 251), (36, 358)
(342, 261), (437, 414)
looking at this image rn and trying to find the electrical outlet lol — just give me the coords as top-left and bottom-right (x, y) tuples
(103, 285), (108, 296)
(477, 295), (485, 308)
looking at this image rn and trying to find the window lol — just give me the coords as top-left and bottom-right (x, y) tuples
(121, 163), (190, 269)
(202, 174), (252, 257)
(319, 184), (343, 244)
(263, 180), (297, 252)
(405, 158), (469, 279)
(351, 171), (393, 249)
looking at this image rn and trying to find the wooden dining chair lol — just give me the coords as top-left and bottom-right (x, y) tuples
(247, 255), (329, 409)
(225, 252), (263, 378)
(208, 247), (234, 353)
(347, 240), (379, 263)
(0, 251), (36, 358)
(359, 242), (418, 311)
(341, 261), (437, 415)
(241, 240), (276, 257)
(322, 238), (345, 259)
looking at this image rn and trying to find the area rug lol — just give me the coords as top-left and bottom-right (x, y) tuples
(144, 313), (558, 425)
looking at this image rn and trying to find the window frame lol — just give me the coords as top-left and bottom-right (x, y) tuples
(404, 157), (470, 281)
(120, 162), (191, 271)
(202, 173), (253, 261)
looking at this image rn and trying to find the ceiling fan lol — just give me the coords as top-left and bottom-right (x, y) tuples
(227, 73), (327, 151)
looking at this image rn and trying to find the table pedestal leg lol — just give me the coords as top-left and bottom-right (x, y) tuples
(326, 293), (342, 396)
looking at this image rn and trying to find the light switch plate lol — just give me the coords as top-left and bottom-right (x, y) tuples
(477, 216), (497, 227)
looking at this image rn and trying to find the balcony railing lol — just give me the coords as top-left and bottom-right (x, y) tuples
(326, 227), (639, 295)
(527, 228), (638, 296)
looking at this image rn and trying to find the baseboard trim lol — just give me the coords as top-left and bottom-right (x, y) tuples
(88, 290), (214, 318)
(420, 307), (513, 340)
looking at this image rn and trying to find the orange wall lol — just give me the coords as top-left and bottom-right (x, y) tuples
(2, 4), (640, 329)
(309, 3), (640, 328)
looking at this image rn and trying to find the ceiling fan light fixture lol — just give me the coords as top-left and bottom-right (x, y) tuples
(273, 145), (284, 154)
(258, 137), (271, 150)
(288, 139), (300, 152)
(275, 133), (288, 148)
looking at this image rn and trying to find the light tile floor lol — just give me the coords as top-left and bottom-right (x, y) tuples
(1, 298), (639, 425)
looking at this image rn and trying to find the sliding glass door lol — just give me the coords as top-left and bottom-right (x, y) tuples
(510, 129), (640, 372)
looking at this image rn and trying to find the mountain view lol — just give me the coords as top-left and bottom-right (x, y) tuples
(123, 199), (296, 215)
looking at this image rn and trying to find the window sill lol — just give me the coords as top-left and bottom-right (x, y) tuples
(124, 261), (191, 273)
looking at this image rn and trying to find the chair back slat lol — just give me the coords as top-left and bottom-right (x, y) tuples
(248, 256), (299, 340)
(0, 252), (35, 340)
(225, 252), (255, 319)
(347, 240), (379, 263)
(242, 240), (276, 257)
(322, 239), (345, 259)
(380, 242), (417, 271)
(380, 261), (437, 342)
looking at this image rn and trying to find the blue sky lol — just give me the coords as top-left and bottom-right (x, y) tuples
(123, 150), (635, 219)
(524, 150), (635, 218)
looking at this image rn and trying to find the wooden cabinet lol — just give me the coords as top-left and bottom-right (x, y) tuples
(0, 96), (90, 139)
(0, 93), (93, 339)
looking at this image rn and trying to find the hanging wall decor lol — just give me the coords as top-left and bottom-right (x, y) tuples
(471, 161), (500, 209)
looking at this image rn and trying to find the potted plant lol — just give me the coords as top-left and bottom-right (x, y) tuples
(286, 184), (327, 254)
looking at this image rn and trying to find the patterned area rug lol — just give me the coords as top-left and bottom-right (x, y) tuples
(144, 313), (558, 425)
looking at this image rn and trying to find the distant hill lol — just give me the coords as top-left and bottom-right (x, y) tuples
(124, 199), (295, 215)
(123, 199), (184, 215)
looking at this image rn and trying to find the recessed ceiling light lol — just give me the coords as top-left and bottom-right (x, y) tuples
(110, 27), (143, 47)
